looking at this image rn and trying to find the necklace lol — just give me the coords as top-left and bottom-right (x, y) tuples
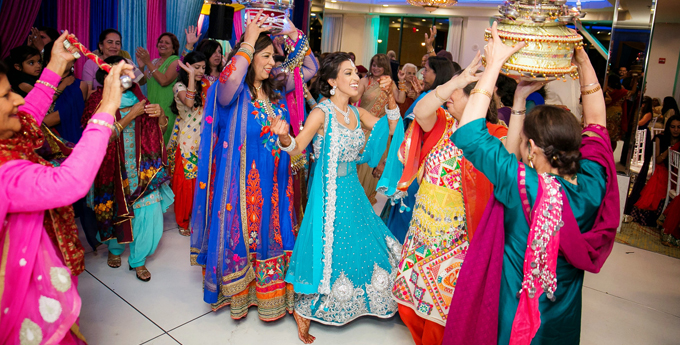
(332, 102), (351, 125)
(254, 98), (276, 119)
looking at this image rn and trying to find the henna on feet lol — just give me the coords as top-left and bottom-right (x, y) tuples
(293, 311), (315, 344)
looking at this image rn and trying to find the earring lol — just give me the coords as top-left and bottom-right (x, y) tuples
(527, 154), (535, 169)
(330, 85), (336, 96)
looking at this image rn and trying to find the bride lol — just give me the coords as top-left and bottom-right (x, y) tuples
(271, 52), (402, 343)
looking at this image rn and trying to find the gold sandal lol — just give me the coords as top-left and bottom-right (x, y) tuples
(107, 253), (121, 268)
(129, 265), (151, 282)
(179, 228), (191, 237)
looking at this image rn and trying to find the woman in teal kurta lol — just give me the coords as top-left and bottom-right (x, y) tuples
(442, 24), (618, 345)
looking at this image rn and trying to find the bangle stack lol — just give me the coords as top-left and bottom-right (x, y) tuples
(236, 48), (253, 64)
(306, 98), (317, 107)
(277, 135), (297, 152)
(88, 118), (116, 133)
(398, 80), (407, 92)
(511, 109), (527, 116)
(471, 88), (493, 99)
(36, 80), (58, 92)
(581, 84), (601, 96)
(385, 105), (401, 121)
(434, 86), (448, 103)
(185, 89), (196, 99)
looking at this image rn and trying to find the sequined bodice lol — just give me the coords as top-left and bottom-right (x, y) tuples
(313, 106), (365, 163)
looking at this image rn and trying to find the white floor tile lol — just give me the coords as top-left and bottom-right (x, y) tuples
(169, 308), (413, 345)
(142, 334), (181, 345)
(83, 229), (212, 331)
(581, 287), (680, 345)
(77, 271), (165, 344)
(584, 243), (680, 318)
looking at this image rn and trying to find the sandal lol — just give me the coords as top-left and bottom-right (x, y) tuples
(179, 228), (191, 237)
(107, 253), (121, 268)
(129, 264), (151, 282)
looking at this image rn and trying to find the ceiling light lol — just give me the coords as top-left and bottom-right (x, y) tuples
(330, 0), (336, 2)
(421, 42), (426, 46)
(378, 39), (383, 43)
(422, 19), (426, 21)
(383, 4), (388, 7)
(407, 0), (458, 12)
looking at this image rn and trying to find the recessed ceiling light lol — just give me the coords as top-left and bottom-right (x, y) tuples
(378, 39), (383, 43)
(422, 19), (426, 21)
(421, 42), (425, 46)
(331, 0), (336, 2)
(383, 4), (388, 7)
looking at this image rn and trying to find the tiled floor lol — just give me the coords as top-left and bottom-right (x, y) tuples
(77, 196), (680, 345)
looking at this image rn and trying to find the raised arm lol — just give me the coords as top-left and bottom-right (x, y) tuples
(217, 10), (270, 107)
(459, 22), (524, 127)
(270, 107), (325, 156)
(274, 20), (319, 92)
(176, 62), (198, 109)
(414, 55), (482, 132)
(506, 80), (548, 157)
(359, 76), (399, 133)
(4, 62), (133, 213)
(573, 46), (606, 128)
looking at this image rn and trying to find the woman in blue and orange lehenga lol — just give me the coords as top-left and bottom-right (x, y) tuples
(190, 12), (318, 321)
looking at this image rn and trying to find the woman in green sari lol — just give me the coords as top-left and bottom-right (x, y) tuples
(136, 32), (180, 143)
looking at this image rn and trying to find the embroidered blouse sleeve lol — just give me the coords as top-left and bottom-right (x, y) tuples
(216, 54), (250, 107)
(451, 118), (521, 206)
(1, 112), (114, 213)
(18, 68), (61, 124)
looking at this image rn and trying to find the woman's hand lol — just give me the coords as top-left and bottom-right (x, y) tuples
(185, 25), (201, 49)
(46, 31), (78, 76)
(379, 76), (392, 94)
(27, 27), (45, 51)
(270, 115), (292, 146)
(514, 80), (548, 103)
(451, 51), (483, 89)
(411, 78), (424, 94)
(484, 21), (525, 70)
(144, 103), (163, 118)
(129, 100), (147, 118)
(178, 61), (196, 77)
(424, 27), (436, 53)
(571, 43), (591, 70)
(280, 17), (299, 41)
(99, 61), (136, 115)
(244, 10), (271, 47)
(135, 47), (152, 66)
(398, 69), (406, 82)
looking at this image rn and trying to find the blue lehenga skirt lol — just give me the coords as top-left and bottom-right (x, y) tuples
(286, 162), (402, 325)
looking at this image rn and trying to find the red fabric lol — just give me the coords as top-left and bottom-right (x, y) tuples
(662, 196), (680, 238)
(635, 142), (680, 211)
(58, 0), (90, 78)
(172, 149), (195, 230)
(398, 305), (445, 345)
(397, 108), (447, 191)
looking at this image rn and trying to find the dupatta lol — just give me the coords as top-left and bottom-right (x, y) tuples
(442, 124), (620, 345)
(82, 84), (169, 244)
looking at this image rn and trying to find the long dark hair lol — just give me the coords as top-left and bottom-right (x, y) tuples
(495, 74), (517, 108)
(659, 115), (680, 150)
(367, 54), (392, 78)
(662, 97), (679, 118)
(196, 40), (223, 76)
(423, 56), (455, 93)
(38, 27), (60, 42)
(7, 46), (41, 70)
(171, 51), (206, 115)
(158, 32), (180, 56)
(640, 96), (653, 116)
(95, 56), (126, 86)
(313, 52), (352, 98)
(227, 33), (283, 102)
(524, 105), (582, 175)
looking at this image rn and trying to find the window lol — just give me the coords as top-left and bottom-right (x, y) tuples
(378, 16), (449, 67)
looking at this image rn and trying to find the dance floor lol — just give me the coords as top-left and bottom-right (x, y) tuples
(76, 195), (680, 344)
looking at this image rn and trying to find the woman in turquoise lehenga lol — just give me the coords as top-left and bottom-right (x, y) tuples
(271, 52), (403, 344)
(441, 24), (619, 345)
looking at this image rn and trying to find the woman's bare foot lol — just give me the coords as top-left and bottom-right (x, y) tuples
(293, 311), (315, 344)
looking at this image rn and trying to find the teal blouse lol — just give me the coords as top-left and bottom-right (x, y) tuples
(451, 119), (606, 344)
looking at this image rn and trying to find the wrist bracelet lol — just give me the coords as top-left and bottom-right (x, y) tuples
(434, 86), (448, 103)
(581, 85), (601, 95)
(36, 80), (58, 92)
(240, 42), (255, 51)
(88, 119), (115, 132)
(277, 135), (296, 152)
(427, 49), (435, 54)
(385, 105), (401, 121)
(580, 82), (599, 90)
(306, 98), (317, 107)
(511, 109), (526, 116)
(114, 121), (124, 134)
(471, 88), (493, 99)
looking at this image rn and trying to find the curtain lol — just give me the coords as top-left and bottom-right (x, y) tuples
(166, 0), (203, 52)
(90, 0), (119, 51)
(0, 0), (43, 59)
(147, 0), (167, 59)
(34, 0), (58, 29)
(119, 0), (147, 65)
(321, 14), (343, 53)
(361, 15), (379, 68)
(447, 17), (464, 64)
(58, 0), (91, 78)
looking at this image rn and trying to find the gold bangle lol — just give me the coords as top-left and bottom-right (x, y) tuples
(159, 116), (169, 127)
(433, 86), (448, 103)
(580, 82), (599, 90)
(88, 119), (115, 131)
(471, 88), (493, 99)
(36, 80), (58, 92)
(581, 85), (601, 95)
(114, 121), (124, 133)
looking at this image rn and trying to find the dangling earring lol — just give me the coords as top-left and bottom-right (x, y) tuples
(330, 85), (336, 96)
(528, 155), (535, 169)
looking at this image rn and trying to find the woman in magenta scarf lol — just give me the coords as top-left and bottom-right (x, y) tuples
(0, 32), (134, 344)
(442, 23), (619, 345)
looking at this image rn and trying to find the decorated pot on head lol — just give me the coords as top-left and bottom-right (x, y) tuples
(484, 0), (585, 81)
(237, 0), (293, 34)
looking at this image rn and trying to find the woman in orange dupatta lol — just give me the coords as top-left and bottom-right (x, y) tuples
(388, 55), (507, 345)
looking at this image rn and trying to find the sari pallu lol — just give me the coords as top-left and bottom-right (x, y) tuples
(82, 84), (169, 244)
(442, 124), (619, 345)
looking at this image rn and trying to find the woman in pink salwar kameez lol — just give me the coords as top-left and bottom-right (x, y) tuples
(0, 32), (135, 344)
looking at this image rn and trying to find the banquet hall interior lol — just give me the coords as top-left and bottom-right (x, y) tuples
(0, 0), (679, 344)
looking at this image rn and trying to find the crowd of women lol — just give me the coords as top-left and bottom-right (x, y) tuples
(1, 13), (622, 345)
